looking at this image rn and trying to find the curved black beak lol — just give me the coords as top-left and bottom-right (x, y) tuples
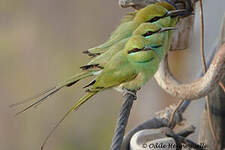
(159, 27), (178, 33)
(166, 9), (195, 17)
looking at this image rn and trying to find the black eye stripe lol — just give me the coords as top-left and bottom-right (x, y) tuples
(142, 31), (154, 37)
(147, 11), (170, 23)
(147, 16), (161, 23)
(142, 29), (161, 37)
(128, 45), (162, 54)
(128, 48), (142, 54)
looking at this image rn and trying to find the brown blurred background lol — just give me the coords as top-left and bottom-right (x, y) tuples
(0, 0), (224, 150)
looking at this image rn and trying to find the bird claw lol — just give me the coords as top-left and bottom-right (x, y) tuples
(122, 88), (137, 100)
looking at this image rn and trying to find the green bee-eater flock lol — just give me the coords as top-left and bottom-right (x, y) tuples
(11, 1), (194, 149)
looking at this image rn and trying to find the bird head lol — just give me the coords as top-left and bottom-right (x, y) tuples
(134, 3), (192, 23)
(134, 23), (176, 40)
(133, 23), (161, 36)
(130, 24), (177, 60)
(134, 4), (167, 23)
(125, 35), (161, 63)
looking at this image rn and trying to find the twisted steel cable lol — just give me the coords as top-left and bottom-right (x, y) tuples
(110, 92), (136, 150)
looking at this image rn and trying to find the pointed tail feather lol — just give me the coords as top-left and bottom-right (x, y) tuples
(11, 71), (94, 115)
(9, 87), (56, 108)
(14, 87), (62, 116)
(40, 91), (98, 150)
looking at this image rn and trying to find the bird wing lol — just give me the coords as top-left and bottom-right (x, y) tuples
(90, 52), (137, 90)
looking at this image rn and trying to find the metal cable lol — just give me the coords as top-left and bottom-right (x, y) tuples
(110, 92), (136, 150)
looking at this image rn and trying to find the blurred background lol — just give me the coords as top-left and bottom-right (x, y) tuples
(0, 0), (225, 150)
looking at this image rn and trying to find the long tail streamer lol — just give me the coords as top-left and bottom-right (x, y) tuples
(11, 72), (94, 115)
(41, 91), (98, 150)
